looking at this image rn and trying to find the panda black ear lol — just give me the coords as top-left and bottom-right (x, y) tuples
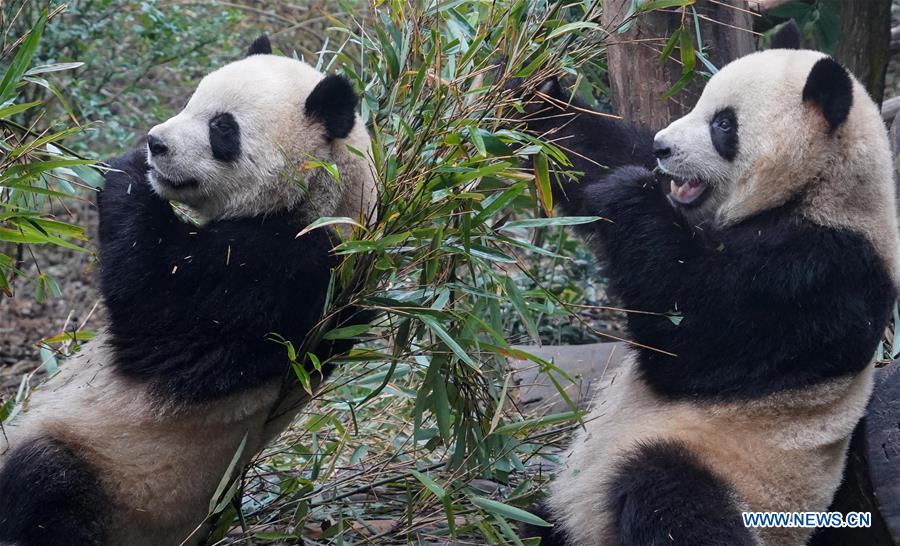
(770, 19), (801, 50)
(247, 35), (272, 56)
(305, 75), (358, 141)
(537, 77), (566, 100)
(802, 57), (853, 133)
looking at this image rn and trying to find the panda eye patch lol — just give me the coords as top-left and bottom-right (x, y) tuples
(210, 113), (238, 134)
(209, 113), (241, 162)
(710, 107), (738, 161)
(714, 116), (733, 132)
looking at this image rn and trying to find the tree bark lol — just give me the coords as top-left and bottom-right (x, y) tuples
(834, 0), (891, 106)
(600, 0), (756, 130)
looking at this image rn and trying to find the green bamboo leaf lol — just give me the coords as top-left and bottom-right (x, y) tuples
(0, 182), (80, 200)
(208, 433), (248, 513)
(417, 314), (477, 369)
(636, 0), (695, 12)
(451, 161), (513, 184)
(659, 27), (681, 63)
(11, 217), (86, 240)
(0, 228), (46, 244)
(0, 100), (42, 119)
(211, 479), (241, 515)
(0, 267), (10, 297)
(2, 158), (95, 180)
(322, 324), (370, 340)
(533, 153), (552, 215)
(547, 21), (600, 39)
(410, 469), (447, 499)
(679, 25), (696, 74)
(473, 182), (525, 224)
(513, 49), (550, 79)
(492, 410), (582, 435)
(39, 345), (58, 375)
(471, 496), (552, 527)
(253, 532), (297, 540)
(292, 362), (313, 395)
(41, 330), (97, 345)
(349, 445), (369, 466)
(432, 371), (451, 439)
(489, 374), (511, 434)
(9, 126), (83, 160)
(502, 276), (539, 343)
(468, 127), (487, 156)
(0, 12), (46, 104)
(411, 468), (456, 537)
(661, 71), (694, 100)
(466, 244), (516, 264)
(24, 62), (84, 76)
(503, 216), (601, 229)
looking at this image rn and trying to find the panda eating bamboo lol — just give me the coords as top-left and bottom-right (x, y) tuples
(0, 36), (377, 546)
(521, 45), (899, 545)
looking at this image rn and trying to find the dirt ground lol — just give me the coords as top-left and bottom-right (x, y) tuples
(0, 200), (105, 397)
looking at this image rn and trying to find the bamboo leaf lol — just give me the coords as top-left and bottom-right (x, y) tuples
(24, 62), (84, 76)
(492, 410), (582, 435)
(432, 371), (451, 439)
(0, 12), (46, 104)
(296, 216), (367, 238)
(417, 314), (477, 369)
(533, 153), (552, 215)
(0, 100), (42, 119)
(659, 27), (681, 63)
(547, 22), (600, 39)
(471, 496), (552, 527)
(636, 0), (695, 12)
(502, 276), (539, 343)
(410, 469), (447, 499)
(322, 324), (371, 340)
(679, 25), (696, 74)
(208, 433), (247, 513)
(503, 216), (601, 229)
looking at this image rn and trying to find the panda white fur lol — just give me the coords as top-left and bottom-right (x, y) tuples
(0, 36), (376, 546)
(521, 49), (898, 545)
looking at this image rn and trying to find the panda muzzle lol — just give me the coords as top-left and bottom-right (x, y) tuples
(668, 176), (707, 205)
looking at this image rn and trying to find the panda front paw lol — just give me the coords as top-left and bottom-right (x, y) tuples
(578, 165), (681, 243)
(101, 147), (158, 201)
(606, 165), (657, 189)
(583, 165), (658, 206)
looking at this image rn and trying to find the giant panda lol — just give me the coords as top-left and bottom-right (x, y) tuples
(0, 36), (377, 546)
(520, 49), (899, 545)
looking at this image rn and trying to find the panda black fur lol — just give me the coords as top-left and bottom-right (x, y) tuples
(521, 50), (898, 545)
(0, 37), (376, 546)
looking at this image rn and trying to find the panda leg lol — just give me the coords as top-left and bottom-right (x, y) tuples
(518, 500), (573, 545)
(608, 440), (756, 546)
(0, 436), (110, 546)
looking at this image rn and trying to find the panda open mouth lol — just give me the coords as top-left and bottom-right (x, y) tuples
(151, 169), (200, 190)
(668, 176), (707, 205)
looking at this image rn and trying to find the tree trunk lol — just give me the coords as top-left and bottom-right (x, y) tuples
(600, 0), (756, 130)
(834, 0), (891, 106)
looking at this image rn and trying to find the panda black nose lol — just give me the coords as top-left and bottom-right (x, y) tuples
(147, 134), (169, 157)
(653, 139), (672, 159)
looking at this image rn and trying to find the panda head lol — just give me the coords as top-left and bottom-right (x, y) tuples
(146, 36), (376, 223)
(653, 49), (889, 227)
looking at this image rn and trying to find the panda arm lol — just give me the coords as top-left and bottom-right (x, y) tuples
(522, 79), (655, 204)
(104, 214), (341, 401)
(574, 166), (895, 398)
(97, 147), (186, 275)
(98, 148), (346, 400)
